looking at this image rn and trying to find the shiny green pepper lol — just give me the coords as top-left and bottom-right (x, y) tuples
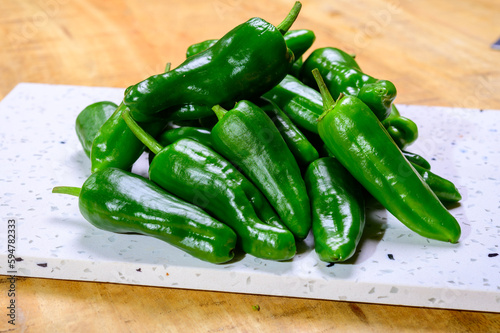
(262, 74), (324, 134)
(211, 100), (311, 240)
(52, 168), (237, 264)
(382, 104), (419, 149)
(90, 103), (165, 173)
(123, 2), (302, 122)
(122, 110), (296, 260)
(323, 144), (460, 205)
(255, 97), (319, 166)
(185, 28), (315, 74)
(283, 28), (315, 76)
(283, 29), (316, 61)
(412, 163), (462, 203)
(313, 69), (461, 243)
(75, 101), (117, 158)
(305, 157), (365, 262)
(149, 125), (213, 164)
(156, 126), (212, 148)
(402, 150), (431, 170)
(301, 47), (397, 121)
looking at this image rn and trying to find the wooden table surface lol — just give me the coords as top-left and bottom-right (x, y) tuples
(1, 0), (500, 331)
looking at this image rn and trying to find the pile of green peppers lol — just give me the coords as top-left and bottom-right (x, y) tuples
(54, 1), (462, 264)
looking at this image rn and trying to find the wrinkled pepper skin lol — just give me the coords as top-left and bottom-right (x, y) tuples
(123, 3), (301, 122)
(211, 100), (311, 240)
(256, 98), (319, 166)
(305, 157), (365, 263)
(316, 91), (461, 243)
(150, 139), (297, 260)
(90, 103), (165, 173)
(75, 101), (117, 158)
(301, 47), (397, 121)
(262, 74), (324, 134)
(53, 168), (237, 264)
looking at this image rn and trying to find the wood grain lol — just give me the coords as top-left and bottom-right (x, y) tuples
(1, 0), (500, 331)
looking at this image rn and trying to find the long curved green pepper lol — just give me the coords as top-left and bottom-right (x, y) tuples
(52, 168), (237, 264)
(122, 110), (296, 261)
(75, 101), (117, 158)
(123, 2), (302, 122)
(313, 69), (461, 243)
(305, 157), (365, 262)
(211, 100), (311, 240)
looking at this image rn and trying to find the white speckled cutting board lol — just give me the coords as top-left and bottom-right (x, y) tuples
(1, 83), (499, 312)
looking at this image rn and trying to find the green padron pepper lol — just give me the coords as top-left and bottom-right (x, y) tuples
(123, 2), (302, 122)
(156, 126), (212, 148)
(300, 47), (397, 121)
(411, 163), (462, 204)
(52, 168), (237, 264)
(283, 29), (316, 76)
(148, 125), (212, 164)
(313, 69), (461, 243)
(323, 144), (460, 205)
(185, 28), (315, 75)
(75, 101), (117, 158)
(284, 29), (316, 61)
(262, 74), (324, 134)
(305, 157), (365, 263)
(122, 110), (296, 260)
(402, 150), (431, 170)
(382, 104), (419, 149)
(255, 97), (319, 166)
(211, 100), (311, 240)
(90, 103), (166, 173)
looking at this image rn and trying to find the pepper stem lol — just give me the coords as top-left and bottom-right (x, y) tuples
(122, 107), (164, 155)
(276, 1), (302, 35)
(52, 186), (81, 197)
(164, 62), (171, 72)
(312, 68), (336, 113)
(212, 105), (228, 121)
